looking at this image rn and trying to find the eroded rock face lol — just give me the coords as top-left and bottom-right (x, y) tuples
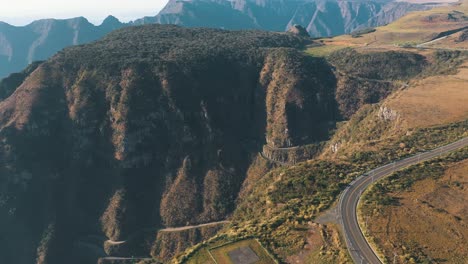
(0, 25), (338, 264)
(0, 1), (427, 79)
(0, 17), (125, 79)
(378, 106), (399, 121)
(143, 0), (427, 38)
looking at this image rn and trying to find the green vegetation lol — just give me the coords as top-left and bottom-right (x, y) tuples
(335, 75), (395, 119)
(56, 25), (310, 73)
(328, 48), (427, 80)
(424, 50), (468, 76)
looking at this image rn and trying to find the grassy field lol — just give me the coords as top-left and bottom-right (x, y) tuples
(209, 239), (275, 264)
(305, 44), (348, 57)
(306, 0), (468, 55)
(360, 148), (468, 264)
(387, 61), (468, 128)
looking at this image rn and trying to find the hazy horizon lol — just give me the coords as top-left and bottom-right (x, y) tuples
(0, 0), (168, 26)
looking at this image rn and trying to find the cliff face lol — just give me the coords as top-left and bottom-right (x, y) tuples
(137, 0), (427, 37)
(0, 25), (338, 264)
(0, 1), (427, 79)
(0, 16), (124, 79)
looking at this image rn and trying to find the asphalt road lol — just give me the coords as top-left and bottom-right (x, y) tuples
(339, 137), (468, 264)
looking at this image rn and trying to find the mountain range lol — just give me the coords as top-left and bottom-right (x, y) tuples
(0, 0), (467, 263)
(0, 0), (427, 79)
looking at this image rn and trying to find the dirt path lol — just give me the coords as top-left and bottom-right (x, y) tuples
(160, 220), (230, 232)
(105, 220), (230, 245)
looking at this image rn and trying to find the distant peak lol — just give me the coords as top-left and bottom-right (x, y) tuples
(27, 16), (91, 28)
(102, 15), (120, 25)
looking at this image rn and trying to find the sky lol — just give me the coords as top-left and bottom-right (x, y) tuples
(0, 0), (169, 26)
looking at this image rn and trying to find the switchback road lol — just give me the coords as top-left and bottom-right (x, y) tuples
(339, 137), (468, 264)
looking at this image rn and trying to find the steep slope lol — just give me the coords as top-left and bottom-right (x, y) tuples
(136, 0), (427, 37)
(0, 61), (43, 101)
(177, 2), (468, 259)
(0, 16), (124, 78)
(181, 51), (468, 264)
(0, 25), (339, 264)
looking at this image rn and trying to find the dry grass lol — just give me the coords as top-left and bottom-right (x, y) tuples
(362, 159), (468, 264)
(287, 224), (352, 264)
(186, 247), (216, 264)
(306, 0), (468, 55)
(305, 44), (348, 57)
(386, 62), (468, 128)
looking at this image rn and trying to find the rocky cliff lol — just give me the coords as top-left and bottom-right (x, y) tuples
(0, 25), (338, 264)
(0, 16), (124, 79)
(0, 0), (427, 79)
(138, 0), (427, 37)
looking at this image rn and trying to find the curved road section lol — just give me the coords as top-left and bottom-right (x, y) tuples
(339, 138), (467, 264)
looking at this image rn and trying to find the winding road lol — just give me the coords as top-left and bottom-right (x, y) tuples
(339, 137), (468, 264)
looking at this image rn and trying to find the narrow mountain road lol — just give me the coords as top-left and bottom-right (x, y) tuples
(339, 138), (468, 264)
(416, 36), (449, 47)
(105, 220), (229, 244)
(160, 220), (230, 232)
(100, 257), (153, 261)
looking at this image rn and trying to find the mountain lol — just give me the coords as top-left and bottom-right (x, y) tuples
(0, 1), (467, 263)
(137, 0), (427, 36)
(0, 24), (341, 264)
(0, 16), (125, 78)
(0, 0), (428, 79)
